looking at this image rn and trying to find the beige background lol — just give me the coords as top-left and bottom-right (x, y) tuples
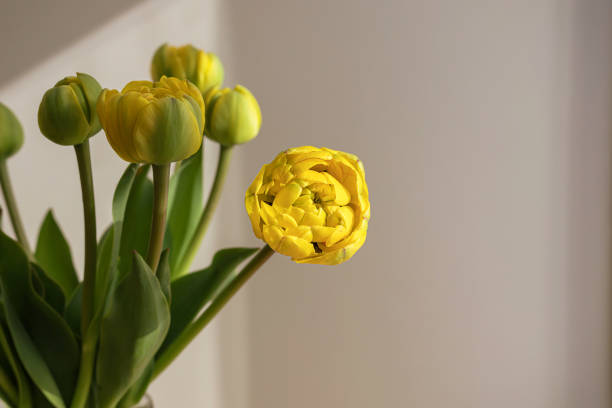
(1, 0), (611, 407)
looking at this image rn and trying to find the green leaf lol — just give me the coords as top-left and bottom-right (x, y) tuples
(95, 252), (170, 408)
(159, 247), (257, 354)
(115, 248), (170, 408)
(94, 224), (115, 316)
(112, 164), (139, 223)
(0, 231), (79, 408)
(156, 249), (171, 304)
(64, 284), (82, 338)
(118, 166), (153, 279)
(90, 164), (140, 326)
(0, 313), (32, 408)
(34, 210), (78, 297)
(116, 362), (153, 408)
(31, 264), (65, 315)
(167, 146), (203, 273)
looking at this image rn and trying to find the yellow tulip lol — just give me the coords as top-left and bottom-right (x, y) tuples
(245, 146), (370, 265)
(38, 72), (102, 146)
(97, 76), (205, 164)
(0, 102), (23, 160)
(151, 44), (224, 96)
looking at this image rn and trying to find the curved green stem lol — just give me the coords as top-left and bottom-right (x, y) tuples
(147, 164), (170, 271)
(152, 244), (274, 380)
(75, 141), (97, 335)
(71, 141), (97, 408)
(0, 160), (31, 257)
(175, 145), (233, 277)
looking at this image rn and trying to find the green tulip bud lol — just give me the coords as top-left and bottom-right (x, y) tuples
(205, 85), (262, 147)
(151, 43), (224, 96)
(0, 103), (24, 160)
(38, 72), (102, 146)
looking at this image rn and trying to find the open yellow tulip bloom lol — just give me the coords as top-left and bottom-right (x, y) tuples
(246, 146), (370, 265)
(97, 76), (205, 164)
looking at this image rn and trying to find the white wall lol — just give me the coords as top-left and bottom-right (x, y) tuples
(222, 0), (612, 407)
(1, 0), (611, 407)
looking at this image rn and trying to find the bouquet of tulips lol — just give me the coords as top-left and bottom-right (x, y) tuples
(0, 44), (370, 408)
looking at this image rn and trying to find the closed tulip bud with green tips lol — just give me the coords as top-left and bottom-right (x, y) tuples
(38, 72), (102, 146)
(205, 85), (261, 147)
(0, 103), (24, 160)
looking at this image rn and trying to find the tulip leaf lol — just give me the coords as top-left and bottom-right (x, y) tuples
(95, 251), (170, 408)
(156, 249), (171, 304)
(112, 164), (139, 223)
(31, 263), (65, 315)
(94, 224), (116, 316)
(167, 145), (203, 274)
(64, 284), (82, 338)
(116, 249), (171, 408)
(116, 362), (153, 408)
(89, 164), (140, 326)
(118, 165), (153, 279)
(0, 314), (32, 408)
(159, 247), (257, 354)
(34, 210), (78, 297)
(0, 231), (79, 408)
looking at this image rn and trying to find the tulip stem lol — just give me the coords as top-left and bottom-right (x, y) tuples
(75, 141), (97, 336)
(70, 332), (97, 408)
(147, 164), (170, 271)
(71, 141), (97, 408)
(152, 244), (274, 380)
(0, 159), (31, 257)
(176, 145), (233, 277)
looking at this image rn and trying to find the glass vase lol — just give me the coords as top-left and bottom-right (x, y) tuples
(131, 395), (153, 408)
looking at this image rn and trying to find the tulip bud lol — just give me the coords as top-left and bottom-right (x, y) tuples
(97, 76), (205, 164)
(205, 85), (261, 147)
(38, 72), (102, 146)
(151, 43), (224, 96)
(0, 103), (24, 160)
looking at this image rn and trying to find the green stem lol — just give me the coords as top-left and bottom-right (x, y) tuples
(152, 244), (274, 380)
(71, 141), (97, 408)
(69, 333), (96, 408)
(0, 160), (31, 257)
(75, 141), (97, 335)
(175, 145), (233, 277)
(146, 164), (170, 271)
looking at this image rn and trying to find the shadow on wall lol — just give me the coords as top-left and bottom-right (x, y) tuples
(567, 0), (612, 406)
(0, 0), (145, 86)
